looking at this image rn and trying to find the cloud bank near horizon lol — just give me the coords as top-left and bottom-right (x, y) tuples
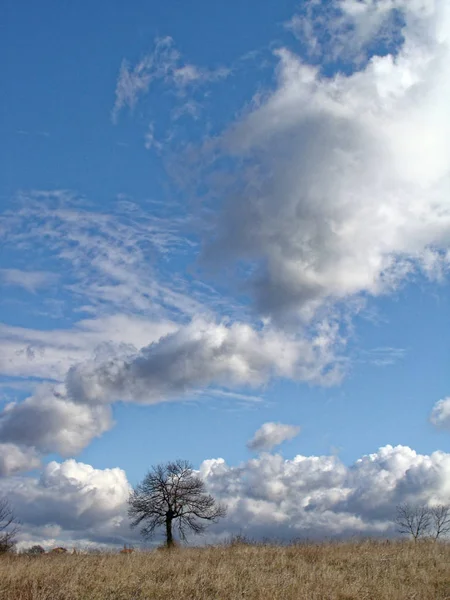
(3, 441), (450, 550)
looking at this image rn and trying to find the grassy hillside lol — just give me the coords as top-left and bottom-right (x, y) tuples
(1, 539), (449, 599)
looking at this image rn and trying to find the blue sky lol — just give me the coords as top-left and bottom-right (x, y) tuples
(1, 0), (450, 549)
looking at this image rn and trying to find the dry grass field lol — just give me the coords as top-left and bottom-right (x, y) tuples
(1, 539), (450, 600)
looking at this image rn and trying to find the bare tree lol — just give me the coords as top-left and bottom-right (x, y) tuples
(128, 459), (226, 548)
(395, 503), (431, 542)
(24, 545), (46, 555)
(430, 505), (450, 540)
(0, 496), (20, 553)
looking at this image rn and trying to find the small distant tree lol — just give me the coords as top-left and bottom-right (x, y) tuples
(395, 503), (450, 542)
(128, 459), (227, 548)
(395, 503), (431, 542)
(25, 545), (46, 555)
(430, 505), (450, 540)
(0, 496), (20, 553)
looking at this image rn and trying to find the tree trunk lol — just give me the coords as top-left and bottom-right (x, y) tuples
(165, 513), (174, 548)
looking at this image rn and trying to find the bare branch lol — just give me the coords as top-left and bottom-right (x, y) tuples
(128, 459), (226, 548)
(0, 496), (20, 553)
(395, 504), (431, 542)
(430, 505), (450, 540)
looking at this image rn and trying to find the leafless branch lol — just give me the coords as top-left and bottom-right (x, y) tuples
(430, 505), (450, 540)
(395, 503), (431, 542)
(0, 496), (20, 553)
(128, 459), (226, 547)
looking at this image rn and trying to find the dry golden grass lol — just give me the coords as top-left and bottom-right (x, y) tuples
(1, 539), (450, 600)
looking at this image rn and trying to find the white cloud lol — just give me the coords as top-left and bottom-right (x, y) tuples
(144, 122), (163, 151)
(0, 443), (40, 477)
(112, 37), (229, 122)
(3, 3), (449, 484)
(201, 444), (450, 541)
(285, 0), (407, 68)
(2, 191), (196, 320)
(0, 192), (345, 464)
(3, 444), (450, 548)
(420, 247), (450, 281)
(359, 346), (406, 367)
(0, 459), (133, 548)
(0, 384), (113, 457)
(247, 422), (301, 452)
(173, 64), (203, 85)
(0, 314), (176, 382)
(0, 269), (58, 293)
(203, 0), (450, 324)
(66, 318), (344, 407)
(430, 397), (450, 430)
(0, 314), (342, 463)
(200, 389), (264, 403)
(112, 37), (179, 121)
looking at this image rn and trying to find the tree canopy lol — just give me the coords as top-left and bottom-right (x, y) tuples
(0, 496), (20, 553)
(128, 459), (226, 547)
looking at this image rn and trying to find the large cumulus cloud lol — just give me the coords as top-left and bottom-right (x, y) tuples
(201, 444), (450, 541)
(3, 443), (450, 549)
(203, 0), (450, 324)
(0, 459), (133, 550)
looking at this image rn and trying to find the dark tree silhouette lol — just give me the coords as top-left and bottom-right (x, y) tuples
(0, 496), (20, 553)
(128, 459), (226, 548)
(430, 505), (450, 540)
(25, 545), (46, 555)
(395, 503), (431, 542)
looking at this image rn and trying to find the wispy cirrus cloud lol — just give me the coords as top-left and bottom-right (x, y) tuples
(0, 190), (346, 467)
(1, 190), (205, 321)
(0, 269), (58, 293)
(112, 36), (229, 123)
(285, 0), (406, 69)
(358, 347), (406, 367)
(0, 314), (175, 381)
